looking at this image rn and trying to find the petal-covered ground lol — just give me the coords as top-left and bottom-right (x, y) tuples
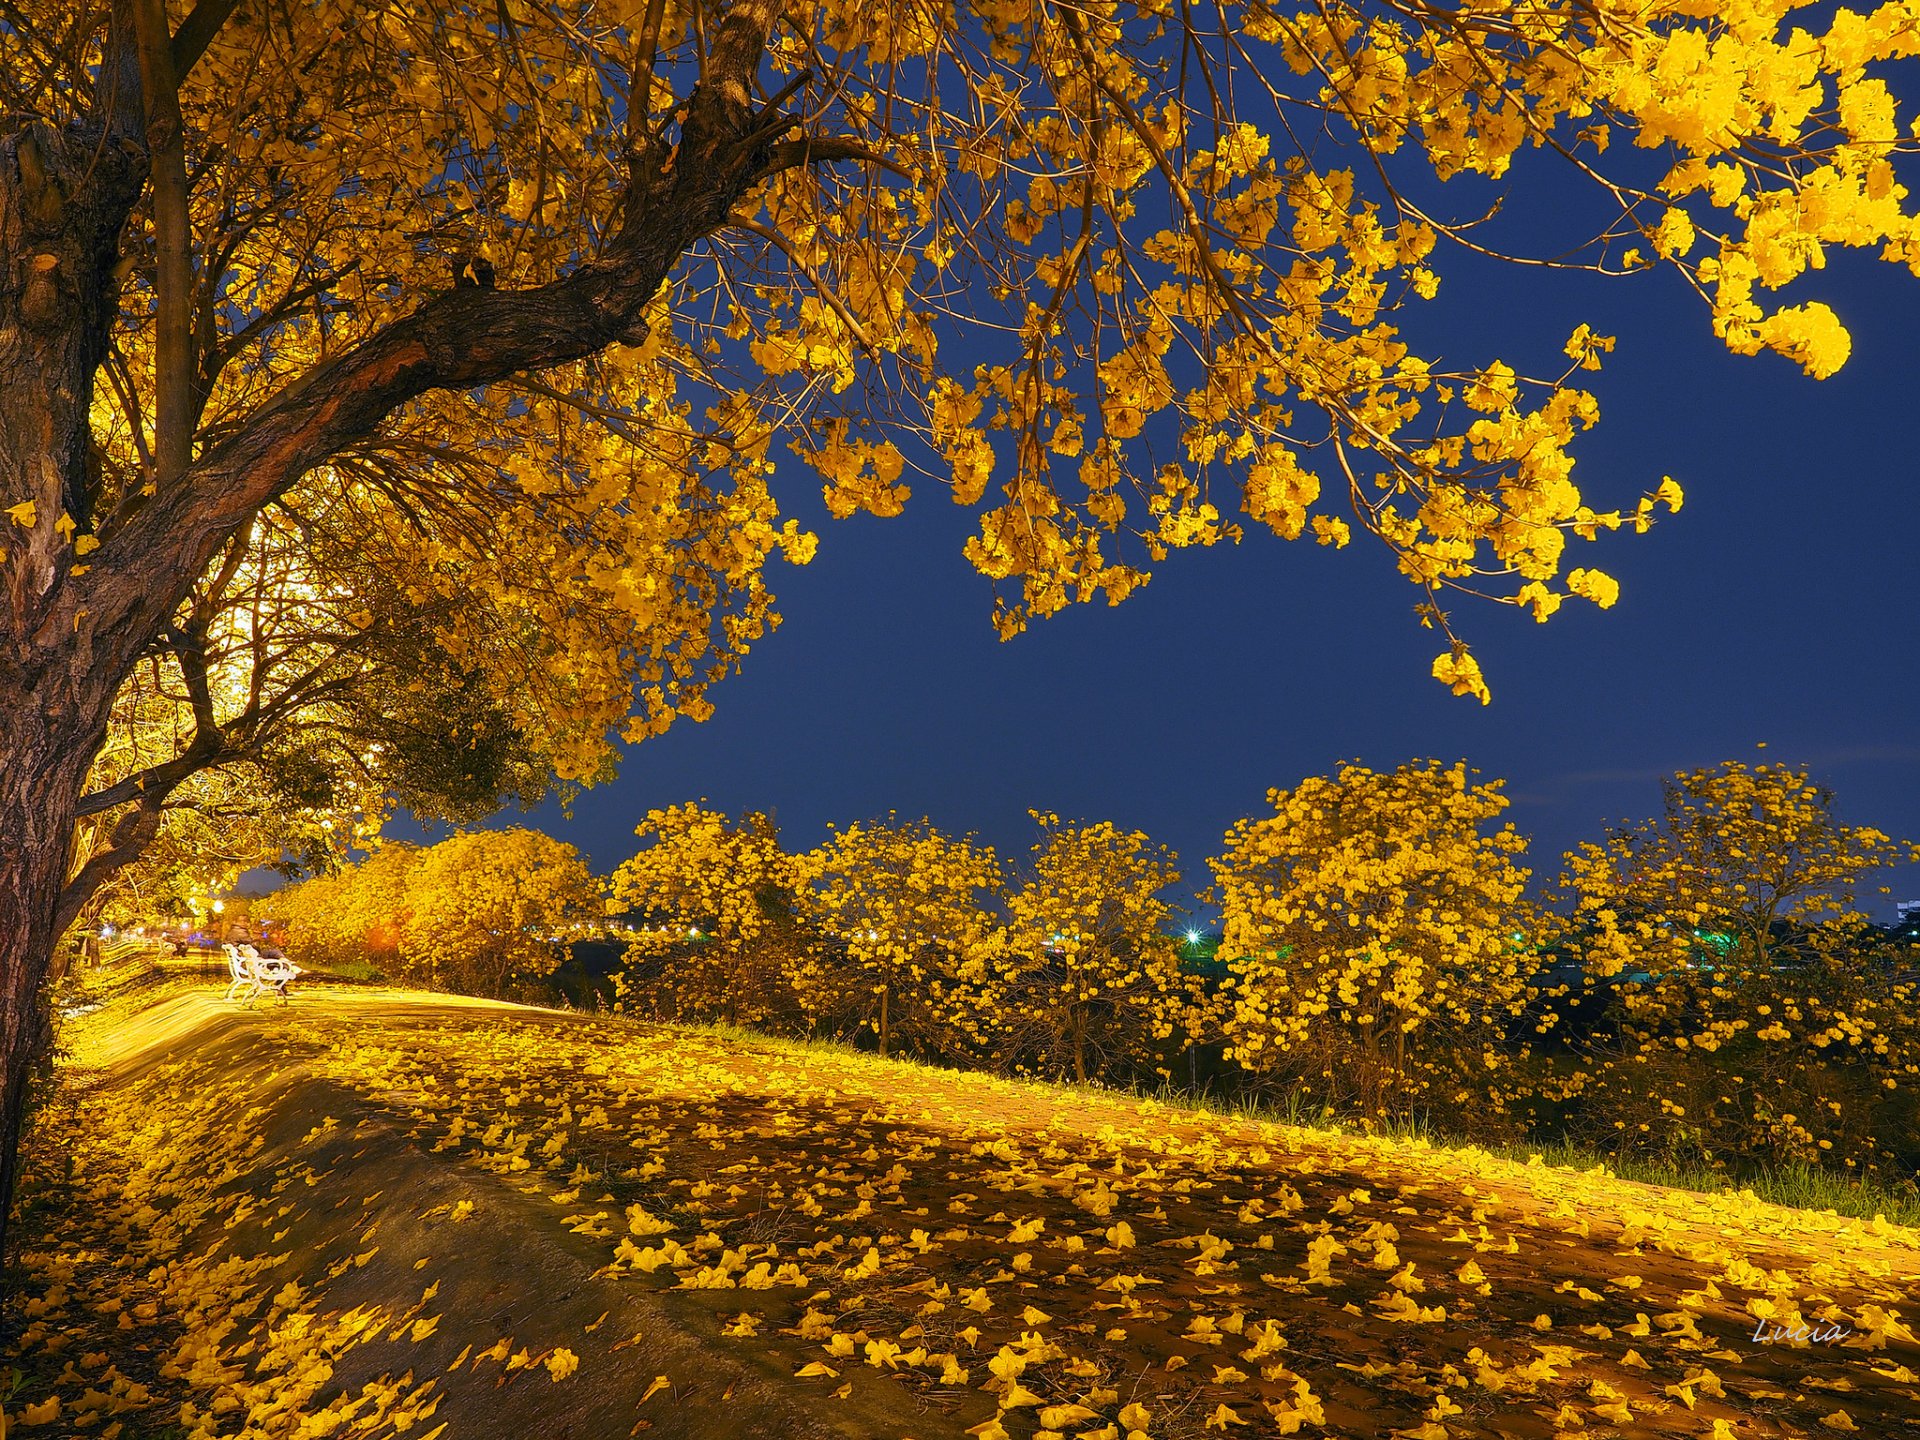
(9, 983), (1919, 1439)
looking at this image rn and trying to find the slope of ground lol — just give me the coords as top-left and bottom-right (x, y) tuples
(5, 983), (1918, 1439)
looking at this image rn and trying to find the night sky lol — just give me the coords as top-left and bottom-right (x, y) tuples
(403, 177), (1920, 918)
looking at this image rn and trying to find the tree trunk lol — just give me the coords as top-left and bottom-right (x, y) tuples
(1, 116), (143, 1277)
(878, 984), (889, 1059)
(0, 703), (107, 1265)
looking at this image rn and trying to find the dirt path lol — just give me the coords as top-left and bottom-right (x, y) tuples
(24, 988), (956, 1439)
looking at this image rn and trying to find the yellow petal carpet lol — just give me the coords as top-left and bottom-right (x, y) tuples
(9, 984), (1917, 1439)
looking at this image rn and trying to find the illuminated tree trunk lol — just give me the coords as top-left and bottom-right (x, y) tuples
(877, 983), (890, 1059)
(0, 722), (103, 1262)
(0, 102), (145, 1269)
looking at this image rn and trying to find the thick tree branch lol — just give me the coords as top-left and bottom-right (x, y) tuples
(132, 0), (195, 487)
(94, 2), (146, 146)
(752, 133), (910, 182)
(71, 718), (226, 819)
(171, 622), (223, 742)
(170, 0), (245, 81)
(54, 799), (165, 935)
(63, 1), (812, 678)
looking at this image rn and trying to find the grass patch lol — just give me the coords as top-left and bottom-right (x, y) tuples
(625, 1014), (1920, 1228)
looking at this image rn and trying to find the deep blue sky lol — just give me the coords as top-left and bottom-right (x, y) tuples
(403, 178), (1920, 917)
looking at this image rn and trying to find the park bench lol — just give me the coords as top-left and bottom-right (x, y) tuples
(221, 944), (263, 1005)
(223, 944), (303, 1006)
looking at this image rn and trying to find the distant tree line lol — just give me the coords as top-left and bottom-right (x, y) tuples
(265, 761), (1920, 1180)
(260, 830), (598, 998)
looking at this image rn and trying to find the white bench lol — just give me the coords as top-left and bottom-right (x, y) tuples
(223, 944), (303, 1005)
(222, 944), (262, 1005)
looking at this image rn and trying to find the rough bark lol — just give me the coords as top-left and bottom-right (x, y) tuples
(0, 108), (146, 1265)
(0, 709), (108, 1264)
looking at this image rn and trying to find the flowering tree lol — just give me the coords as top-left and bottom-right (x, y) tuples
(796, 817), (1003, 1059)
(396, 829), (601, 997)
(1551, 763), (1920, 1170)
(1211, 761), (1548, 1124)
(998, 813), (1212, 1083)
(1561, 762), (1917, 976)
(269, 844), (422, 975)
(610, 804), (798, 1025)
(5, 0), (1920, 1252)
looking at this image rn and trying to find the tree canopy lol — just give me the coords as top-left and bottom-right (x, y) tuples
(1561, 761), (1919, 976)
(16, 0), (1920, 776)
